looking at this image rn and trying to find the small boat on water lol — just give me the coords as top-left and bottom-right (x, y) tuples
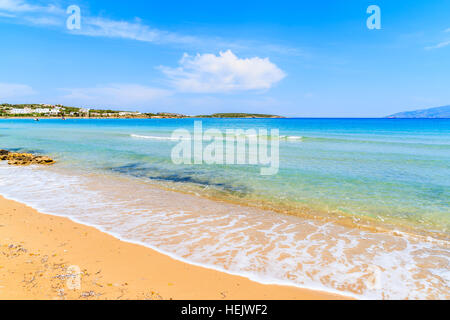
(34, 118), (40, 122)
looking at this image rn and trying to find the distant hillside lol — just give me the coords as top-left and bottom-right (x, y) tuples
(387, 105), (450, 118)
(0, 104), (283, 119)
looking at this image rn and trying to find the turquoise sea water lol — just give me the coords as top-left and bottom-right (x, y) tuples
(1, 118), (449, 234)
(0, 118), (449, 298)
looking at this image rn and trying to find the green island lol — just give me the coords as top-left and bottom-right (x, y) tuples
(0, 104), (283, 119)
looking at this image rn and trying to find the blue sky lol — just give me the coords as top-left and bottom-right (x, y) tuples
(0, 0), (449, 117)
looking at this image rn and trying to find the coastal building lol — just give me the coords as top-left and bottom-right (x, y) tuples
(49, 107), (62, 115)
(33, 108), (51, 114)
(119, 112), (142, 116)
(8, 108), (33, 114)
(7, 106), (62, 115)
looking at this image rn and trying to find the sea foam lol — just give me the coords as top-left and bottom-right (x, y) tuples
(0, 163), (448, 300)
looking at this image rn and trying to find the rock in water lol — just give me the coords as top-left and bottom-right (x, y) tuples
(6, 153), (34, 166)
(0, 149), (10, 160)
(32, 156), (55, 165)
(0, 150), (55, 166)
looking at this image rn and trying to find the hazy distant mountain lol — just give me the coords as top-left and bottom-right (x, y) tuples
(387, 105), (450, 118)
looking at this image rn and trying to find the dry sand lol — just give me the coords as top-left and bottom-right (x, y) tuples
(0, 196), (350, 300)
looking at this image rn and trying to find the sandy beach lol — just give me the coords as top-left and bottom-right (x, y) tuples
(0, 195), (349, 300)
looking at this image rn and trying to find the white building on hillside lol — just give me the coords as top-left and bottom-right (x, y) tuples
(33, 108), (51, 113)
(119, 112), (141, 116)
(8, 108), (33, 114)
(8, 106), (62, 115)
(49, 107), (62, 114)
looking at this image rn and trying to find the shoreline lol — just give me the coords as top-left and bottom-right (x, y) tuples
(0, 195), (350, 300)
(1, 118), (447, 299)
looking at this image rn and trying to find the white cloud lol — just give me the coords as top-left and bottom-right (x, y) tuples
(24, 15), (62, 26)
(78, 17), (159, 42)
(0, 0), (62, 14)
(0, 83), (36, 99)
(0, 0), (65, 28)
(0, 1), (302, 56)
(61, 84), (172, 108)
(73, 17), (198, 45)
(425, 28), (450, 50)
(161, 50), (286, 93)
(0, 11), (15, 17)
(425, 40), (450, 50)
(0, 0), (200, 45)
(0, 0), (35, 12)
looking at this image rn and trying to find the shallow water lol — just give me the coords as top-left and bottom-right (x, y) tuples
(0, 118), (449, 298)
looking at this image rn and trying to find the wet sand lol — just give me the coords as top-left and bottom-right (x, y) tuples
(0, 196), (350, 300)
